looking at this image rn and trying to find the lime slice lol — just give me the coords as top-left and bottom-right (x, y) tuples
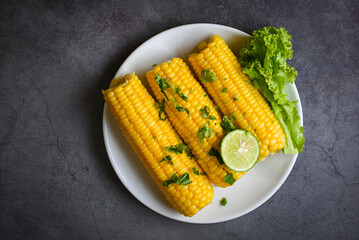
(220, 129), (260, 172)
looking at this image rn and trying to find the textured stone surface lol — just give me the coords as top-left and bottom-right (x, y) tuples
(1, 0), (358, 239)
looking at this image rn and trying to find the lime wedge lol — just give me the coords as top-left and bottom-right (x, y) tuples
(220, 129), (260, 172)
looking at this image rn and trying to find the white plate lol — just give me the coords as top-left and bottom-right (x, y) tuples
(102, 23), (303, 224)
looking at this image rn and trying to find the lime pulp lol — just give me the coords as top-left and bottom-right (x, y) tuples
(220, 129), (260, 172)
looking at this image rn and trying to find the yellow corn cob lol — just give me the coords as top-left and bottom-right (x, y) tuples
(189, 35), (286, 160)
(103, 73), (214, 217)
(146, 58), (245, 188)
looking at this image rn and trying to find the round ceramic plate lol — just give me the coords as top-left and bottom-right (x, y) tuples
(103, 23), (303, 224)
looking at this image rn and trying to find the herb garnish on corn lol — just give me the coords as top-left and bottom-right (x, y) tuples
(147, 58), (245, 187)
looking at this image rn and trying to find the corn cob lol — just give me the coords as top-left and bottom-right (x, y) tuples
(146, 58), (245, 188)
(103, 73), (214, 217)
(189, 35), (286, 160)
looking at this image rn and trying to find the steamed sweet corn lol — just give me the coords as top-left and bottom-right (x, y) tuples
(103, 73), (214, 217)
(189, 35), (286, 160)
(147, 58), (245, 188)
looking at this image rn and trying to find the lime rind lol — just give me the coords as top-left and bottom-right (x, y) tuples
(220, 129), (260, 172)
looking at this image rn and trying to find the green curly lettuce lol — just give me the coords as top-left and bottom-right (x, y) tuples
(239, 27), (304, 154)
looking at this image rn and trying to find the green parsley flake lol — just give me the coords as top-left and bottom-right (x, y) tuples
(171, 97), (189, 115)
(204, 94), (208, 97)
(243, 112), (246, 116)
(190, 88), (194, 94)
(221, 116), (236, 133)
(220, 197), (227, 206)
(231, 111), (237, 120)
(215, 45), (218, 49)
(152, 136), (158, 141)
(223, 173), (236, 185)
(233, 94), (239, 101)
(197, 124), (214, 143)
(209, 147), (224, 165)
(171, 84), (188, 102)
(162, 172), (192, 187)
(152, 64), (157, 67)
(200, 106), (217, 120)
(160, 155), (173, 165)
(192, 167), (200, 175)
(164, 143), (188, 154)
(165, 143), (195, 160)
(214, 106), (220, 113)
(155, 74), (171, 100)
(155, 99), (167, 121)
(221, 88), (227, 93)
(201, 69), (217, 83)
(224, 77), (228, 81)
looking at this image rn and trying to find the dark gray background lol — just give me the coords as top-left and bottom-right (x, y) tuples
(1, 0), (358, 239)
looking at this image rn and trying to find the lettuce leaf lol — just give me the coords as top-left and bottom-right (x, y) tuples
(239, 27), (304, 154)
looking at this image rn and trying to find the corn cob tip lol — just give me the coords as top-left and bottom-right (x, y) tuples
(109, 72), (135, 89)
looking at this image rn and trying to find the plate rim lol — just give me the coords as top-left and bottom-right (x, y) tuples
(102, 23), (302, 224)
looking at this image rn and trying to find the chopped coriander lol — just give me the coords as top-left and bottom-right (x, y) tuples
(271, 120), (274, 124)
(155, 74), (171, 100)
(197, 124), (214, 143)
(215, 45), (218, 49)
(221, 88), (227, 93)
(220, 197), (227, 206)
(192, 167), (200, 175)
(231, 112), (237, 120)
(223, 173), (236, 185)
(201, 69), (217, 83)
(215, 132), (219, 136)
(214, 106), (220, 113)
(171, 84), (188, 102)
(152, 64), (157, 67)
(193, 167), (206, 176)
(200, 106), (217, 120)
(162, 180), (173, 187)
(209, 147), (224, 165)
(165, 143), (195, 160)
(185, 147), (196, 159)
(171, 97), (189, 115)
(164, 143), (187, 154)
(221, 116), (236, 133)
(162, 172), (192, 187)
(155, 99), (167, 121)
(204, 94), (208, 97)
(224, 77), (228, 81)
(243, 112), (246, 116)
(152, 136), (158, 141)
(190, 88), (194, 94)
(160, 155), (173, 165)
(233, 94), (239, 101)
